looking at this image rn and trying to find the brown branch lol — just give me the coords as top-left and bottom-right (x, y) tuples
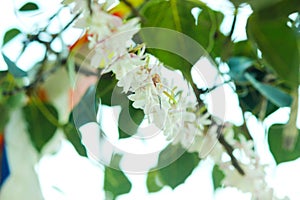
(228, 8), (238, 39)
(216, 124), (245, 175)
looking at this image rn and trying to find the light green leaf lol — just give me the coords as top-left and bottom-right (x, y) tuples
(2, 53), (27, 78)
(23, 103), (58, 152)
(212, 165), (224, 190)
(104, 154), (131, 200)
(268, 124), (300, 164)
(2, 28), (21, 46)
(19, 2), (39, 11)
(244, 72), (292, 107)
(104, 167), (132, 200)
(146, 170), (163, 193)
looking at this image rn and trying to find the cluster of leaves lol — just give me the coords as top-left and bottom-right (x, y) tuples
(0, 0), (299, 199)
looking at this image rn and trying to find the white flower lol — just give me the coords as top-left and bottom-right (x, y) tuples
(117, 64), (149, 93)
(197, 123), (222, 160)
(197, 112), (211, 131)
(128, 83), (159, 114)
(109, 54), (146, 79)
(221, 162), (266, 194)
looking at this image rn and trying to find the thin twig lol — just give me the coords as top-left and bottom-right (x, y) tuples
(50, 12), (81, 44)
(217, 125), (245, 175)
(120, 0), (145, 21)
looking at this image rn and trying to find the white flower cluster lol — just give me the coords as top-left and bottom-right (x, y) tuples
(65, 1), (287, 199)
(217, 128), (287, 200)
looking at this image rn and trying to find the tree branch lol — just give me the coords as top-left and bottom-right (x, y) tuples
(217, 124), (245, 175)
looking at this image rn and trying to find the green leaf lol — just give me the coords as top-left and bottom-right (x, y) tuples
(72, 85), (98, 128)
(231, 40), (257, 59)
(146, 170), (163, 193)
(212, 165), (224, 190)
(244, 73), (292, 107)
(2, 53), (27, 78)
(96, 72), (118, 106)
(230, 0), (300, 12)
(104, 154), (131, 200)
(118, 102), (144, 139)
(159, 148), (200, 189)
(0, 105), (9, 131)
(19, 2), (39, 11)
(104, 167), (132, 200)
(140, 0), (224, 82)
(147, 144), (200, 190)
(247, 12), (299, 88)
(227, 57), (253, 83)
(97, 72), (145, 138)
(238, 85), (279, 119)
(268, 124), (300, 164)
(23, 103), (58, 152)
(63, 114), (87, 157)
(2, 28), (21, 46)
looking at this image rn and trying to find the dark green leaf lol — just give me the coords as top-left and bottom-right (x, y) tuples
(23, 103), (58, 152)
(2, 53), (27, 78)
(268, 124), (300, 164)
(253, 0), (300, 18)
(97, 72), (145, 138)
(63, 114), (87, 157)
(104, 154), (131, 200)
(245, 73), (292, 107)
(0, 105), (9, 131)
(230, 0), (300, 12)
(212, 165), (224, 190)
(159, 150), (200, 188)
(147, 144), (200, 190)
(231, 40), (257, 59)
(228, 57), (253, 83)
(19, 2), (39, 11)
(96, 72), (118, 106)
(140, 0), (224, 82)
(237, 85), (279, 119)
(2, 28), (21, 46)
(118, 102), (144, 139)
(146, 170), (163, 193)
(247, 13), (299, 88)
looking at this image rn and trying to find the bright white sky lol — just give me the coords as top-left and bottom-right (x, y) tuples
(1, 0), (300, 200)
